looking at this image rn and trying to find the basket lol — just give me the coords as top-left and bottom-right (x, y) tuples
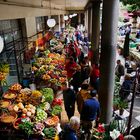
(0, 112), (17, 124)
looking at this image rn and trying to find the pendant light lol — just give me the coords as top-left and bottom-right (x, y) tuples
(64, 0), (68, 21)
(47, 0), (56, 28)
(0, 36), (4, 53)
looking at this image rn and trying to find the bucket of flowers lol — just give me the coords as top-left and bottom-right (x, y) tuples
(92, 123), (105, 139)
(91, 122), (125, 140)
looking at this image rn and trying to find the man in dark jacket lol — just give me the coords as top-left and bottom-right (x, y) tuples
(63, 84), (76, 120)
(115, 60), (125, 80)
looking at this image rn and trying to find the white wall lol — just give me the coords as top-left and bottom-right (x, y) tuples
(0, 4), (66, 20)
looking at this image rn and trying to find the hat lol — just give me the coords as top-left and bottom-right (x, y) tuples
(90, 90), (97, 97)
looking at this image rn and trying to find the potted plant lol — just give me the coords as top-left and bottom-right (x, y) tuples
(117, 99), (128, 115)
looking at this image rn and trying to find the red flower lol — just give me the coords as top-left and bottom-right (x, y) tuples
(118, 134), (124, 140)
(97, 123), (105, 133)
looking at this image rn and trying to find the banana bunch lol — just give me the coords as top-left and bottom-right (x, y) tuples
(0, 63), (9, 82)
(0, 63), (9, 73)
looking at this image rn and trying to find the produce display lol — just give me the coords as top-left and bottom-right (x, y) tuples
(32, 50), (67, 91)
(0, 83), (63, 139)
(0, 32), (67, 140)
(0, 63), (9, 85)
(43, 127), (57, 139)
(0, 100), (11, 108)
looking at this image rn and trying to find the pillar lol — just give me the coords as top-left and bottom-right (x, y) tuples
(25, 17), (37, 38)
(91, 1), (100, 64)
(58, 15), (61, 32)
(78, 13), (81, 25)
(85, 10), (88, 31)
(99, 0), (119, 123)
(88, 8), (91, 40)
(131, 15), (137, 37)
(60, 15), (65, 32)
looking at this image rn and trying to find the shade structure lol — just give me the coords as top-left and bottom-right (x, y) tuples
(47, 18), (56, 28)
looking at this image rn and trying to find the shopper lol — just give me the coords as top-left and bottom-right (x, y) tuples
(63, 83), (76, 120)
(115, 60), (125, 80)
(65, 57), (77, 80)
(70, 64), (82, 93)
(119, 74), (132, 101)
(90, 63), (100, 91)
(76, 82), (90, 114)
(80, 89), (100, 140)
(80, 56), (91, 83)
(59, 116), (80, 140)
(124, 135), (136, 140)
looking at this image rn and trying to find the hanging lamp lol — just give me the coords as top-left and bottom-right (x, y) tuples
(0, 36), (4, 53)
(64, 0), (68, 21)
(47, 0), (56, 28)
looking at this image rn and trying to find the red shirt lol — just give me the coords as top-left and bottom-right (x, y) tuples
(65, 62), (77, 78)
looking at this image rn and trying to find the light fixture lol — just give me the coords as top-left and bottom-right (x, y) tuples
(47, 0), (56, 28)
(72, 13), (77, 17)
(64, 15), (69, 20)
(47, 18), (56, 28)
(63, 0), (68, 21)
(0, 36), (4, 53)
(69, 15), (73, 18)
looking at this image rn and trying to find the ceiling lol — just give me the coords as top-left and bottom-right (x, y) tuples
(52, 0), (89, 10)
(1, 0), (89, 10)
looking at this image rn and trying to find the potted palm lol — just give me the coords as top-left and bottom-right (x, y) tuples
(118, 99), (128, 115)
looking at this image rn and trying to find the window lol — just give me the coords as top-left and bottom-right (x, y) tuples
(0, 19), (24, 78)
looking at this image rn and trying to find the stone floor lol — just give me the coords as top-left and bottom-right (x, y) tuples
(60, 102), (80, 125)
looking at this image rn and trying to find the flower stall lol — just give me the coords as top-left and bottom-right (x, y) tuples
(92, 122), (125, 140)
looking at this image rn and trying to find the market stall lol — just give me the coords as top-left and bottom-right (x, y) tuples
(0, 31), (67, 140)
(0, 83), (63, 140)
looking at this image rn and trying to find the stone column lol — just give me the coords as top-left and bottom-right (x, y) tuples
(60, 15), (65, 32)
(99, 0), (119, 123)
(88, 8), (91, 40)
(58, 14), (61, 32)
(25, 17), (37, 38)
(78, 13), (81, 25)
(131, 15), (137, 37)
(85, 10), (88, 32)
(91, 1), (100, 64)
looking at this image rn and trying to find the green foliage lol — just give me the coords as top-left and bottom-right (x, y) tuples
(41, 88), (54, 103)
(18, 120), (34, 136)
(121, 0), (140, 11)
(114, 97), (128, 110)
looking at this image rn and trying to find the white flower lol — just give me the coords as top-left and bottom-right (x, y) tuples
(110, 129), (120, 140)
